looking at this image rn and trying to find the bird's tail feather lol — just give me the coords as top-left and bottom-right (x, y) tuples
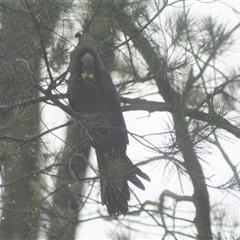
(101, 178), (130, 216)
(96, 150), (150, 216)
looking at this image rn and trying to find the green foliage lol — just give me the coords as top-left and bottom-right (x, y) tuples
(0, 0), (74, 239)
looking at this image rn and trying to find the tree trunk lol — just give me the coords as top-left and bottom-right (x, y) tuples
(0, 1), (73, 238)
(112, 8), (213, 239)
(47, 123), (89, 239)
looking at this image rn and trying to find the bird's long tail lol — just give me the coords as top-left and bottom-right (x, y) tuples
(96, 150), (150, 216)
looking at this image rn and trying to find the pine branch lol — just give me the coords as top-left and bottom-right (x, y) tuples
(2, 95), (239, 140)
(120, 97), (240, 139)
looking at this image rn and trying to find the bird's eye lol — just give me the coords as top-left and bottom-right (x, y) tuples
(81, 53), (94, 72)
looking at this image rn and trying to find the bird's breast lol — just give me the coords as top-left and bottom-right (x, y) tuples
(70, 75), (107, 114)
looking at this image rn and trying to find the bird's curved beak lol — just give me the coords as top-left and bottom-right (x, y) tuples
(81, 53), (94, 72)
(81, 53), (95, 80)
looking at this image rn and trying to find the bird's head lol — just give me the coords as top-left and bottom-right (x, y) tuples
(69, 44), (103, 80)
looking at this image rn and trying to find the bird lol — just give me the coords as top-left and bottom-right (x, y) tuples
(67, 39), (150, 216)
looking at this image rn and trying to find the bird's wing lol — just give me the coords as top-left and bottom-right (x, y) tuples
(67, 73), (78, 111)
(101, 70), (129, 145)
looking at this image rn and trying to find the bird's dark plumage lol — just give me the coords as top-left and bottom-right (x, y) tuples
(68, 42), (150, 216)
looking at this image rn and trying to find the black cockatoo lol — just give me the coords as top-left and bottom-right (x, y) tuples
(67, 41), (150, 216)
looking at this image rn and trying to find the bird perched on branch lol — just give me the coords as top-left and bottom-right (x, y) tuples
(67, 35), (150, 216)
